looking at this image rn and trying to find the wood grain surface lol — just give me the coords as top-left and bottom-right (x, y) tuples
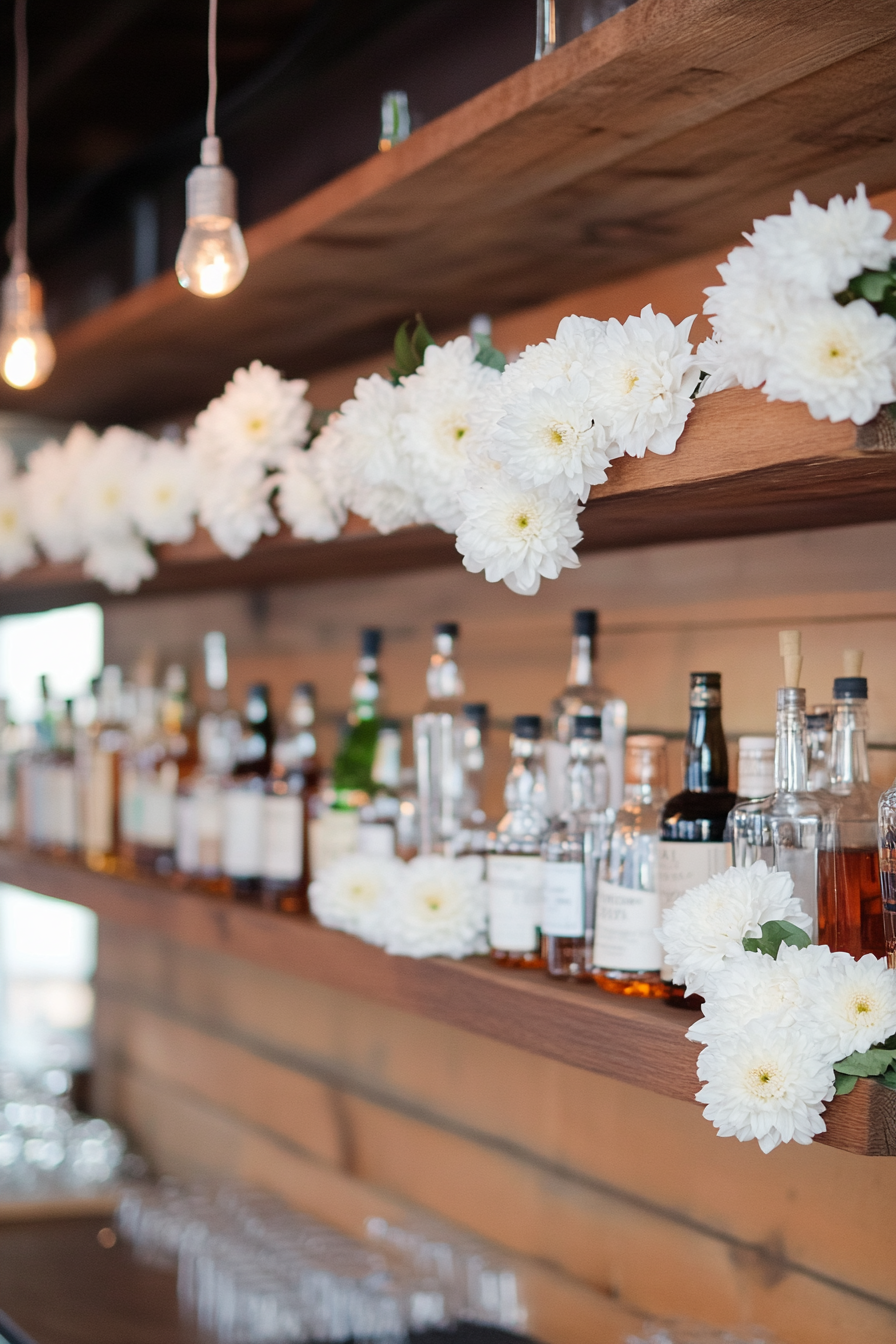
(2, 845), (892, 1157)
(1, 0), (892, 425)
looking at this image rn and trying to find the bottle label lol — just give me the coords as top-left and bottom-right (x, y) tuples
(222, 789), (265, 877)
(142, 780), (177, 847)
(542, 862), (585, 937)
(657, 841), (732, 978)
(176, 795), (200, 874)
(487, 854), (543, 952)
(262, 794), (303, 880)
(84, 751), (115, 852)
(593, 879), (662, 971)
(308, 809), (360, 878)
(357, 821), (395, 860)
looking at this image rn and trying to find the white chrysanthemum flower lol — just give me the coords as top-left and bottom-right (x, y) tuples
(309, 853), (402, 945)
(274, 450), (341, 542)
(304, 417), (349, 527)
(701, 248), (793, 390)
(689, 942), (835, 1046)
(596, 306), (701, 457)
(354, 482), (425, 535)
(455, 468), (583, 596)
(802, 952), (896, 1060)
(502, 315), (607, 394)
(0, 456), (36, 577)
(75, 426), (151, 542)
(762, 298), (896, 424)
(749, 184), (896, 298)
(489, 373), (612, 502)
(23, 423), (96, 561)
(383, 855), (487, 960)
(658, 861), (811, 995)
(129, 442), (197, 545)
(197, 457), (279, 559)
(339, 373), (411, 490)
(83, 531), (157, 593)
(398, 337), (501, 532)
(695, 1018), (835, 1153)
(190, 360), (312, 469)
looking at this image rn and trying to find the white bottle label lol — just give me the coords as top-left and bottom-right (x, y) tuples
(262, 794), (303, 880)
(308, 809), (360, 877)
(487, 854), (544, 952)
(357, 821), (396, 859)
(542, 862), (585, 937)
(84, 751), (115, 852)
(222, 789), (264, 877)
(593, 879), (662, 971)
(142, 781), (176, 847)
(657, 840), (732, 978)
(176, 795), (200, 874)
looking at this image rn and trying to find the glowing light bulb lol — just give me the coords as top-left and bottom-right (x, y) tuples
(0, 269), (56, 390)
(175, 138), (248, 299)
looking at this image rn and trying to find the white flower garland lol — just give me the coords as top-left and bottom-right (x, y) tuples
(658, 862), (896, 1153)
(3, 184), (889, 595)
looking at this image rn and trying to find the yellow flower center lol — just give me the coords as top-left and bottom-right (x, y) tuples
(154, 486), (173, 506)
(454, 425), (467, 440)
(622, 367), (639, 394)
(851, 995), (872, 1017)
(101, 485), (120, 509)
(0, 508), (16, 534)
(515, 513), (530, 531)
(246, 414), (268, 438)
(745, 1060), (785, 1100)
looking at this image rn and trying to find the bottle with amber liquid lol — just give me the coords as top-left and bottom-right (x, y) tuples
(81, 666), (128, 873)
(658, 673), (736, 1000)
(592, 735), (668, 997)
(486, 715), (548, 969)
(818, 652), (884, 958)
(879, 777), (896, 969)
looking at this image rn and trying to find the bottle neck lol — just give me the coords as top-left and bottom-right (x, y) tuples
(351, 656), (380, 722)
(683, 705), (729, 791)
(566, 634), (593, 689)
(829, 698), (870, 786)
(623, 780), (666, 807)
(505, 740), (547, 815)
(426, 635), (464, 702)
(775, 689), (808, 793)
(565, 741), (608, 813)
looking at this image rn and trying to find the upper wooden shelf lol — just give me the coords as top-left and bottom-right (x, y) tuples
(0, 846), (892, 1158)
(2, 0), (894, 427)
(0, 388), (892, 615)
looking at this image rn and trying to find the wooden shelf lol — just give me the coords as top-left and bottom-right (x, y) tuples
(0, 387), (892, 615)
(1, 0), (893, 426)
(1, 846), (893, 1159)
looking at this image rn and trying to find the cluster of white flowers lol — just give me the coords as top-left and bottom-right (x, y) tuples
(309, 852), (487, 960)
(698, 184), (896, 423)
(658, 861), (896, 1153)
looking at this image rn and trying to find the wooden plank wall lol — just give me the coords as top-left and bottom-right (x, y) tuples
(92, 921), (896, 1344)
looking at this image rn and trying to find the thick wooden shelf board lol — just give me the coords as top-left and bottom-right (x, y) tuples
(0, 388), (892, 615)
(1, 847), (893, 1158)
(2, 0), (893, 426)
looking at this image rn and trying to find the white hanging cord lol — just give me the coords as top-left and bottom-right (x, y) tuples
(12, 0), (29, 272)
(206, 0), (218, 140)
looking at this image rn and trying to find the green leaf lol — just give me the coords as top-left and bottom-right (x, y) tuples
(877, 1067), (896, 1091)
(833, 1072), (858, 1095)
(850, 269), (894, 304)
(473, 332), (507, 372)
(880, 1032), (896, 1051)
(389, 314), (436, 383)
(833, 1048), (896, 1077)
(742, 920), (811, 958)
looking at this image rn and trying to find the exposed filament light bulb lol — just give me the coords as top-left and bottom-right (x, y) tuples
(0, 267), (55, 388)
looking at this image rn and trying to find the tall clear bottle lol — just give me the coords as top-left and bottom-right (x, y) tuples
(657, 673), (736, 998)
(261, 684), (320, 914)
(730, 631), (834, 941)
(817, 652), (883, 957)
(82, 666), (128, 873)
(547, 609), (626, 815)
(452, 703), (491, 867)
(414, 622), (465, 854)
(543, 715), (611, 979)
(486, 715), (549, 970)
(183, 632), (242, 891)
(593, 734), (668, 997)
(806, 708), (832, 791)
(879, 777), (896, 969)
(222, 684), (275, 902)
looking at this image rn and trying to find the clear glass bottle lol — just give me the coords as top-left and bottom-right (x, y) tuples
(82, 666), (128, 874)
(486, 715), (549, 970)
(451, 703), (491, 869)
(182, 632), (242, 892)
(593, 735), (668, 997)
(260, 682), (320, 912)
(546, 610), (606, 816)
(806, 707), (832, 791)
(818, 669), (883, 957)
(233, 683), (275, 781)
(358, 723), (403, 859)
(414, 622), (465, 855)
(543, 715), (611, 980)
(658, 674), (736, 996)
(139, 665), (198, 877)
(535, 0), (637, 58)
(332, 629), (383, 810)
(735, 736), (776, 802)
(878, 778), (896, 969)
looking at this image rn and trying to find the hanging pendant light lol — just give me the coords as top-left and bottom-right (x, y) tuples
(176, 0), (248, 298)
(0, 0), (55, 390)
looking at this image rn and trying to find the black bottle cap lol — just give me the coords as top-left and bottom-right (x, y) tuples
(293, 682), (315, 697)
(572, 713), (601, 739)
(805, 712), (830, 730)
(833, 676), (867, 700)
(512, 714), (542, 740)
(573, 610), (597, 637)
(463, 703), (488, 728)
(690, 672), (721, 687)
(434, 621), (459, 638)
(361, 628), (382, 657)
(248, 683), (270, 700)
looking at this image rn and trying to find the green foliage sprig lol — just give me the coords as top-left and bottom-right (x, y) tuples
(836, 263), (896, 318)
(389, 313), (506, 384)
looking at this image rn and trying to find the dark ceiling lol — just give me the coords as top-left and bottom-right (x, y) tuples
(0, 0), (534, 333)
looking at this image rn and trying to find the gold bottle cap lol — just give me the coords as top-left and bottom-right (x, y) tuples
(624, 733), (667, 787)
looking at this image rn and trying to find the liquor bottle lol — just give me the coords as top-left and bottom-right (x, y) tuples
(233, 684), (275, 780)
(543, 714), (611, 979)
(139, 665), (198, 877)
(452, 703), (490, 866)
(657, 673), (737, 994)
(817, 652), (883, 957)
(180, 632), (242, 890)
(735, 736), (775, 801)
(730, 631), (834, 941)
(223, 683), (274, 902)
(879, 778), (896, 969)
(414, 622), (465, 855)
(82, 666), (128, 874)
(546, 610), (606, 816)
(259, 682), (320, 911)
(806, 707), (832, 791)
(486, 715), (549, 969)
(49, 698), (78, 856)
(358, 723), (403, 859)
(593, 735), (668, 997)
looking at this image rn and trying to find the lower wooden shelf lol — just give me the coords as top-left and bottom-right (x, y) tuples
(1, 846), (893, 1158)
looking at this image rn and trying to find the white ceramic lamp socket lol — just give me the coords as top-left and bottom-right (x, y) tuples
(175, 136), (248, 298)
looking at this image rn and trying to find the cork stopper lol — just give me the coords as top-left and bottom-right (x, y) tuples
(778, 629), (802, 689)
(624, 733), (667, 788)
(842, 648), (863, 677)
